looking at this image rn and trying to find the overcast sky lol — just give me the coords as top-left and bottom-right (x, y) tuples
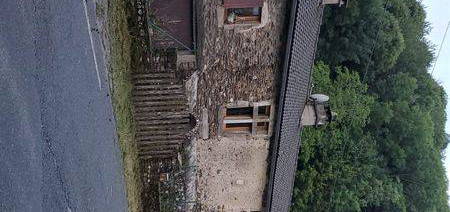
(422, 0), (450, 195)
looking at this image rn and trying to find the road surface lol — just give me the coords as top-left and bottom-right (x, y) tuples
(0, 0), (127, 211)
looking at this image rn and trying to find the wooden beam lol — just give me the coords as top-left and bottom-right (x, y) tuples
(223, 0), (264, 8)
(252, 105), (258, 136)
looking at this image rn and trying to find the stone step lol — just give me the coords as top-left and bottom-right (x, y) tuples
(134, 100), (187, 107)
(134, 113), (190, 121)
(134, 105), (187, 113)
(131, 50), (188, 161)
(150, 66), (177, 72)
(137, 139), (184, 146)
(139, 144), (180, 152)
(140, 154), (176, 160)
(132, 72), (175, 79)
(133, 110), (189, 117)
(137, 124), (189, 131)
(137, 134), (185, 142)
(139, 150), (177, 157)
(133, 84), (183, 91)
(137, 118), (190, 126)
(136, 129), (188, 136)
(132, 89), (185, 96)
(133, 78), (179, 85)
(133, 94), (187, 102)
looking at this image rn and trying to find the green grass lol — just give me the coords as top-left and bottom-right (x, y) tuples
(107, 1), (143, 212)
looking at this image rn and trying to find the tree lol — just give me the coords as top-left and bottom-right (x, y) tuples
(317, 0), (404, 78)
(293, 63), (406, 212)
(293, 0), (449, 210)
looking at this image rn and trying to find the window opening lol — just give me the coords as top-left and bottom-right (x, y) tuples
(225, 123), (252, 133)
(220, 101), (273, 137)
(226, 107), (253, 117)
(225, 7), (262, 24)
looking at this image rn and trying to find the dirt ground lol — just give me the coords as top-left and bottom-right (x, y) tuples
(194, 0), (289, 137)
(196, 137), (270, 211)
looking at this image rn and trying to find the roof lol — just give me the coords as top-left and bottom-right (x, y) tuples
(266, 0), (324, 211)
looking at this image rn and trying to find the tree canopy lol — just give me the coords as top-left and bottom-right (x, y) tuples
(293, 0), (449, 211)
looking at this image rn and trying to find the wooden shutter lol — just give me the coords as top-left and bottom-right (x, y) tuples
(223, 0), (263, 8)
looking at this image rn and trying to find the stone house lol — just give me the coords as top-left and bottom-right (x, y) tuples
(137, 0), (343, 211)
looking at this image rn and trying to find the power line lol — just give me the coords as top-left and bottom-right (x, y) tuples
(431, 21), (450, 75)
(362, 1), (390, 82)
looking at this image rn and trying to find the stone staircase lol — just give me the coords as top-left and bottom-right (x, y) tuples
(132, 55), (191, 160)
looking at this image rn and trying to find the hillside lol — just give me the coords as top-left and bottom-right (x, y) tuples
(292, 0), (449, 211)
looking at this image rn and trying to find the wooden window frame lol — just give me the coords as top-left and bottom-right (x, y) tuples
(218, 100), (274, 137)
(223, 0), (264, 25)
(223, 0), (264, 9)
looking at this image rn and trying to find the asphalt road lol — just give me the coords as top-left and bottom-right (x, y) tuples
(0, 1), (127, 211)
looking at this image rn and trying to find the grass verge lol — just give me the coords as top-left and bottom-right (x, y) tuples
(107, 1), (143, 212)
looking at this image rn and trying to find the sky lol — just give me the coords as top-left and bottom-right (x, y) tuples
(422, 0), (450, 194)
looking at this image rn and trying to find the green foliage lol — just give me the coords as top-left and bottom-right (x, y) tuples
(293, 1), (449, 211)
(317, 0), (405, 74)
(292, 0), (450, 212)
(293, 63), (405, 212)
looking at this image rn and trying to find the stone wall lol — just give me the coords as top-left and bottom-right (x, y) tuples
(194, 0), (289, 137)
